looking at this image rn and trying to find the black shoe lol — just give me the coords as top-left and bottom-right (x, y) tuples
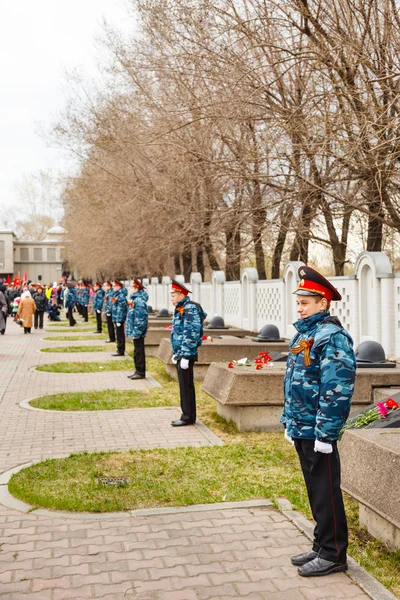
(93, 331), (102, 334)
(291, 550), (318, 566)
(111, 352), (124, 357)
(171, 419), (195, 427)
(298, 557), (348, 577)
(129, 373), (145, 380)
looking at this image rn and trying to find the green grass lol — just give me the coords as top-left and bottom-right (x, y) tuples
(9, 356), (400, 597)
(36, 358), (133, 373)
(41, 345), (112, 353)
(29, 388), (178, 411)
(44, 335), (108, 341)
(45, 328), (99, 333)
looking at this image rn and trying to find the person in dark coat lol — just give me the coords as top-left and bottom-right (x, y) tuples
(0, 291), (7, 335)
(170, 280), (207, 426)
(33, 285), (47, 329)
(281, 266), (356, 578)
(103, 281), (115, 343)
(0, 279), (10, 334)
(48, 297), (61, 321)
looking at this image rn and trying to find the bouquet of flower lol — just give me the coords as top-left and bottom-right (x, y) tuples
(341, 397), (399, 434)
(227, 352), (273, 370)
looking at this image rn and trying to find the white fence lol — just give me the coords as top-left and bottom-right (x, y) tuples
(142, 251), (400, 358)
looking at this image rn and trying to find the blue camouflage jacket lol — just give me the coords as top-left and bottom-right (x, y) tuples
(65, 287), (77, 308)
(126, 289), (149, 338)
(80, 287), (89, 307)
(171, 296), (207, 359)
(93, 289), (104, 311)
(111, 287), (128, 323)
(103, 289), (114, 315)
(281, 311), (356, 442)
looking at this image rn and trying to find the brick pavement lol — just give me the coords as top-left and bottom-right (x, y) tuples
(0, 317), (379, 599)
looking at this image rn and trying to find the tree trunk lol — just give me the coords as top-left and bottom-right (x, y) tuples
(182, 247), (192, 282)
(225, 226), (241, 281)
(196, 244), (205, 280)
(173, 254), (181, 275)
(366, 179), (384, 252)
(271, 203), (294, 278)
(250, 179), (267, 279)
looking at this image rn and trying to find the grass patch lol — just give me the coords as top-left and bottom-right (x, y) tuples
(44, 335), (108, 341)
(45, 328), (99, 333)
(29, 388), (178, 411)
(41, 345), (112, 353)
(30, 359), (176, 411)
(10, 355), (400, 597)
(36, 359), (133, 373)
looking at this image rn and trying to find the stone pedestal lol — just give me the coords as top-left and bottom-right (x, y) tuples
(146, 328), (256, 357)
(340, 429), (400, 550)
(202, 363), (400, 431)
(156, 337), (290, 382)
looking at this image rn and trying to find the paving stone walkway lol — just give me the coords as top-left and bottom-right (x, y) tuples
(0, 317), (383, 599)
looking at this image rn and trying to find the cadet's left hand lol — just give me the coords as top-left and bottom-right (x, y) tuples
(133, 337), (139, 340)
(180, 358), (189, 370)
(96, 310), (101, 314)
(284, 429), (294, 445)
(116, 322), (121, 327)
(314, 440), (333, 454)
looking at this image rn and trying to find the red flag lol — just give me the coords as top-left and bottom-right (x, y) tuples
(7, 274), (11, 285)
(23, 271), (28, 283)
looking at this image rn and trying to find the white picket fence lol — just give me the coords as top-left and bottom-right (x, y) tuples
(142, 251), (400, 358)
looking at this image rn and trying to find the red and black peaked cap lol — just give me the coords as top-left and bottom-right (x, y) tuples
(294, 266), (342, 302)
(133, 279), (145, 290)
(171, 279), (191, 296)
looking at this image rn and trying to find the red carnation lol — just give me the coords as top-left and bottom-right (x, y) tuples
(227, 362), (234, 368)
(385, 398), (399, 409)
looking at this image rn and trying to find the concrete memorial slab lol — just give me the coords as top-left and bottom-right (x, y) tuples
(202, 363), (400, 431)
(340, 429), (400, 550)
(156, 336), (290, 381)
(145, 326), (255, 356)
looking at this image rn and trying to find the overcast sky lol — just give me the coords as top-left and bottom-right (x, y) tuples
(0, 0), (135, 219)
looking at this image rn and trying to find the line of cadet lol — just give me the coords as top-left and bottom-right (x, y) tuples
(64, 278), (207, 412)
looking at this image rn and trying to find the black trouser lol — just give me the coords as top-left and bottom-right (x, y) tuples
(95, 311), (102, 333)
(67, 307), (76, 326)
(106, 314), (115, 342)
(1, 313), (7, 334)
(176, 359), (196, 423)
(115, 322), (125, 354)
(294, 439), (348, 563)
(82, 305), (88, 321)
(34, 311), (44, 329)
(133, 337), (146, 376)
(76, 302), (82, 315)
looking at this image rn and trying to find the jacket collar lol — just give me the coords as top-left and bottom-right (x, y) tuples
(176, 295), (190, 309)
(294, 310), (329, 334)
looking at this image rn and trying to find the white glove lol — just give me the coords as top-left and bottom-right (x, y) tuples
(133, 337), (140, 340)
(284, 430), (294, 445)
(180, 358), (189, 370)
(314, 440), (333, 454)
(106, 313), (111, 317)
(96, 310), (101, 314)
(117, 322), (121, 327)
(171, 354), (178, 365)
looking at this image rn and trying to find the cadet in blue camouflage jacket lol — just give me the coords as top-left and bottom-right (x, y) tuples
(126, 280), (149, 380)
(170, 280), (207, 426)
(103, 281), (115, 343)
(93, 283), (105, 334)
(111, 281), (128, 356)
(80, 284), (90, 322)
(282, 266), (356, 579)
